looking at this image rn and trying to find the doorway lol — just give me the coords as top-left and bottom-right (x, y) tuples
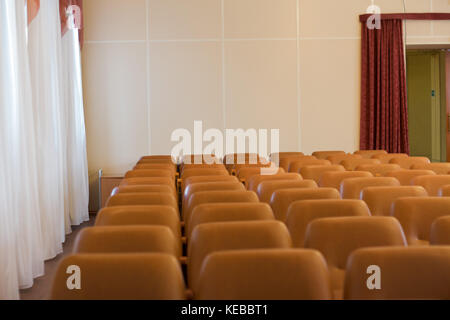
(406, 49), (449, 162)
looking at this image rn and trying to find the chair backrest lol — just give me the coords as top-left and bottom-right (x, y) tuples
(105, 193), (178, 209)
(182, 175), (239, 194)
(385, 170), (436, 186)
(411, 175), (450, 196)
(182, 154), (221, 165)
(94, 206), (181, 239)
(111, 184), (177, 199)
(361, 186), (428, 216)
(326, 154), (362, 165)
(257, 180), (318, 203)
(125, 169), (173, 179)
(372, 153), (408, 164)
(119, 177), (175, 189)
(137, 158), (177, 167)
(430, 216), (450, 245)
(246, 173), (302, 192)
(344, 247), (450, 300)
(140, 155), (175, 161)
(279, 155), (317, 172)
(392, 197), (450, 245)
(288, 159), (330, 173)
(184, 190), (259, 225)
(319, 171), (373, 189)
(341, 158), (381, 171)
(236, 166), (284, 183)
(412, 163), (450, 175)
(73, 226), (181, 257)
(305, 217), (407, 299)
(355, 164), (402, 177)
(285, 199), (371, 248)
(182, 182), (245, 210)
(188, 221), (292, 291)
(340, 177), (400, 199)
(51, 253), (186, 300)
(390, 156), (430, 169)
(300, 165), (346, 183)
(270, 188), (341, 221)
(196, 249), (332, 300)
(133, 163), (177, 175)
(353, 150), (388, 159)
(180, 163), (226, 175)
(440, 185), (450, 197)
(180, 168), (228, 181)
(187, 203), (275, 240)
(312, 151), (346, 160)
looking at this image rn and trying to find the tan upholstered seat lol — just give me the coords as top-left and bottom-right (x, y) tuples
(270, 188), (341, 221)
(440, 185), (450, 197)
(257, 179), (318, 203)
(51, 253), (186, 300)
(246, 173), (302, 192)
(188, 221), (292, 291)
(300, 165), (345, 183)
(237, 166), (284, 183)
(353, 150), (387, 159)
(340, 177), (400, 199)
(385, 170), (436, 186)
(312, 151), (346, 160)
(288, 159), (331, 174)
(305, 217), (406, 300)
(182, 182), (245, 211)
(187, 203), (275, 240)
(124, 169), (173, 179)
(119, 177), (175, 189)
(196, 249), (332, 300)
(95, 206), (181, 239)
(430, 216), (450, 245)
(111, 185), (176, 199)
(411, 175), (450, 196)
(319, 171), (373, 189)
(137, 158), (177, 167)
(286, 199), (371, 248)
(232, 163), (272, 176)
(392, 197), (450, 245)
(412, 163), (450, 175)
(73, 226), (181, 257)
(326, 154), (362, 165)
(140, 155), (175, 161)
(105, 193), (178, 209)
(180, 168), (228, 181)
(133, 163), (177, 176)
(341, 158), (381, 171)
(182, 154), (221, 165)
(390, 156), (430, 169)
(344, 247), (450, 300)
(223, 154), (265, 172)
(372, 153), (408, 164)
(182, 175), (239, 194)
(183, 190), (259, 225)
(361, 186), (428, 216)
(279, 155), (317, 172)
(355, 164), (402, 177)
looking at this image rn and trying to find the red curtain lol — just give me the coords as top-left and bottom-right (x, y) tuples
(59, 0), (83, 47)
(360, 19), (409, 154)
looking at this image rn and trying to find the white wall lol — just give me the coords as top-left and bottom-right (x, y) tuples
(82, 0), (450, 178)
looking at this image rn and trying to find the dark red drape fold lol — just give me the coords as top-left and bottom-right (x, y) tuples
(360, 19), (409, 154)
(59, 0), (83, 48)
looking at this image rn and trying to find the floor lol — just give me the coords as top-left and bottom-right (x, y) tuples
(19, 218), (95, 300)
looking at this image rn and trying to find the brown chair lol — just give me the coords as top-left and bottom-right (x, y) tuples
(412, 162), (450, 175)
(340, 177), (400, 199)
(270, 188), (341, 221)
(140, 155), (175, 161)
(111, 185), (177, 199)
(344, 247), (450, 300)
(390, 156), (430, 169)
(236, 166), (284, 184)
(305, 217), (406, 300)
(196, 249), (332, 300)
(50, 253), (186, 300)
(188, 221), (292, 291)
(183, 190), (259, 226)
(440, 185), (450, 197)
(372, 153), (408, 164)
(223, 154), (265, 172)
(232, 163), (272, 176)
(326, 154), (362, 165)
(187, 203), (275, 240)
(182, 154), (221, 165)
(286, 199), (371, 248)
(412, 175), (450, 196)
(246, 173), (302, 192)
(319, 171), (373, 189)
(312, 151), (346, 160)
(257, 180), (318, 203)
(355, 164), (402, 177)
(181, 163), (226, 174)
(279, 155), (317, 172)
(361, 186), (428, 216)
(137, 158), (177, 167)
(95, 206), (181, 239)
(430, 216), (450, 245)
(385, 170), (436, 186)
(354, 150), (388, 159)
(73, 226), (181, 257)
(182, 175), (239, 194)
(341, 158), (381, 171)
(105, 193), (178, 209)
(180, 168), (228, 181)
(289, 159), (331, 174)
(124, 169), (173, 179)
(182, 182), (245, 211)
(133, 163), (177, 176)
(119, 177), (175, 190)
(392, 197), (450, 245)
(300, 165), (345, 184)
